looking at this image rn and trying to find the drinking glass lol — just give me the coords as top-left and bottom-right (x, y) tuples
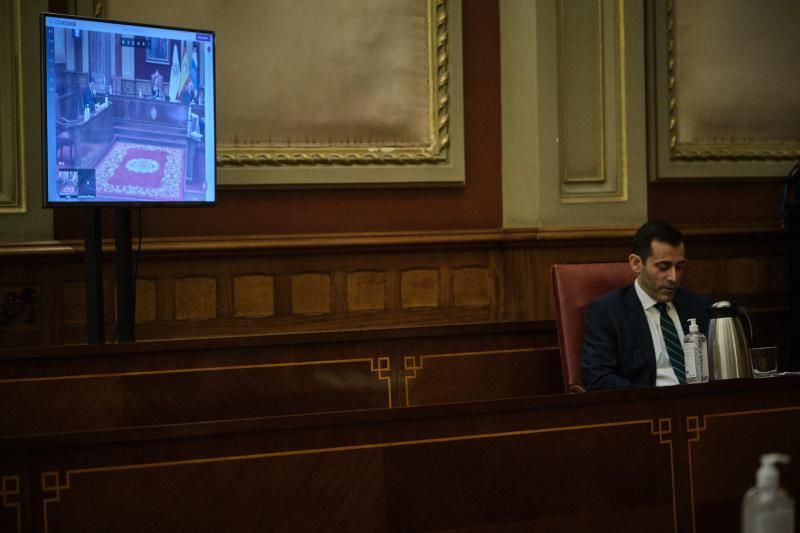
(750, 347), (778, 378)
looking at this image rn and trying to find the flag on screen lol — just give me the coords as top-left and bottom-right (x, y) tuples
(178, 42), (192, 101)
(168, 45), (180, 101)
(190, 46), (199, 96)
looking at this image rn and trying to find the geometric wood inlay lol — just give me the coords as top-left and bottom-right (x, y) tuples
(233, 275), (275, 318)
(174, 277), (217, 320)
(291, 273), (331, 315)
(346, 271), (385, 312)
(453, 267), (491, 307)
(401, 269), (439, 309)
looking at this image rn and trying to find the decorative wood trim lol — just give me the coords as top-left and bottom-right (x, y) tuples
(685, 406), (800, 533)
(556, 0), (630, 203)
(0, 225), (786, 257)
(39, 418), (672, 533)
(0, 227), (787, 347)
(0, 475), (21, 533)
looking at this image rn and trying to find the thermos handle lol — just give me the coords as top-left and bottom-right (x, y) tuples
(738, 306), (754, 343)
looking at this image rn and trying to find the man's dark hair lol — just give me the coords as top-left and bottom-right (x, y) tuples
(631, 221), (683, 262)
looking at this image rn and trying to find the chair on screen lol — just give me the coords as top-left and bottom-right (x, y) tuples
(551, 262), (636, 393)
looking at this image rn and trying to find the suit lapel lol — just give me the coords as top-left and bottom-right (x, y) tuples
(623, 285), (657, 377)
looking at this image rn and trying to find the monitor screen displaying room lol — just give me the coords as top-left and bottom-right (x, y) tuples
(41, 13), (216, 206)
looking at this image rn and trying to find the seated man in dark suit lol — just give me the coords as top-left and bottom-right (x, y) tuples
(80, 78), (97, 113)
(581, 221), (711, 391)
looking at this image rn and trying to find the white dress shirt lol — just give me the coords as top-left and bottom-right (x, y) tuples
(634, 279), (686, 386)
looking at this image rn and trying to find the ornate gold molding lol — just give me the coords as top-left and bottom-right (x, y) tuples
(217, 0), (452, 168)
(666, 0), (800, 161)
(93, 0), (106, 18)
(0, 224), (785, 258)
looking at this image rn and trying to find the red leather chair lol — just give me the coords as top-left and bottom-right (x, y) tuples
(551, 262), (636, 393)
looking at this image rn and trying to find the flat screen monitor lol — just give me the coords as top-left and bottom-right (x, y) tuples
(41, 13), (216, 206)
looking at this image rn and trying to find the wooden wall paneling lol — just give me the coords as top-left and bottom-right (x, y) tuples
(9, 377), (797, 532)
(0, 283), (41, 348)
(487, 248), (504, 321)
(0, 354), (393, 437)
(0, 227), (788, 346)
(38, 272), (61, 347)
(0, 376), (128, 435)
(215, 274), (234, 320)
(290, 273), (332, 316)
(346, 270), (386, 313)
(724, 258), (760, 296)
(0, 322), (552, 437)
(402, 346), (562, 407)
(133, 278), (157, 323)
(400, 268), (440, 310)
(35, 448), (389, 532)
(232, 274), (275, 318)
(0, 461), (24, 533)
(686, 407), (800, 533)
(382, 419), (675, 532)
(500, 246), (531, 321)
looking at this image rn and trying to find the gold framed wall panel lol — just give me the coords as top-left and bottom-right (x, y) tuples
(647, 0), (800, 179)
(0, 0), (25, 213)
(557, 0), (628, 202)
(107, 0), (465, 187)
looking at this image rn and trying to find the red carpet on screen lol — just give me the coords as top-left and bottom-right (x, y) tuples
(94, 142), (185, 201)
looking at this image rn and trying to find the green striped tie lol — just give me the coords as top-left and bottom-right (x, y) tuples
(656, 302), (686, 384)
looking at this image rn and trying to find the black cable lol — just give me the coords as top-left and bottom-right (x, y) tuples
(132, 207), (142, 316)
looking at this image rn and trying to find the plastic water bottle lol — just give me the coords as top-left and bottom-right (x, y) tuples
(742, 454), (794, 533)
(683, 318), (709, 383)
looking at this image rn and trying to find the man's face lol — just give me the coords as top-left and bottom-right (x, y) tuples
(629, 240), (686, 302)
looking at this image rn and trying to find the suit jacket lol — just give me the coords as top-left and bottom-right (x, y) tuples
(581, 285), (711, 391)
(82, 86), (97, 110)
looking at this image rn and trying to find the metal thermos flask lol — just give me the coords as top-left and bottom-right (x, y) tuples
(708, 301), (753, 380)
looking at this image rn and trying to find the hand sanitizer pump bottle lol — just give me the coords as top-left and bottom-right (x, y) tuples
(683, 318), (709, 383)
(742, 453), (794, 533)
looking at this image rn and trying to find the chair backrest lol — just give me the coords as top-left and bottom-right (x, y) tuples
(551, 262), (636, 393)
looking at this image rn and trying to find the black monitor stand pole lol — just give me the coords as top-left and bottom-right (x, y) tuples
(114, 207), (135, 343)
(781, 161), (800, 370)
(83, 207), (104, 344)
(82, 207), (135, 344)
(788, 205), (799, 370)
